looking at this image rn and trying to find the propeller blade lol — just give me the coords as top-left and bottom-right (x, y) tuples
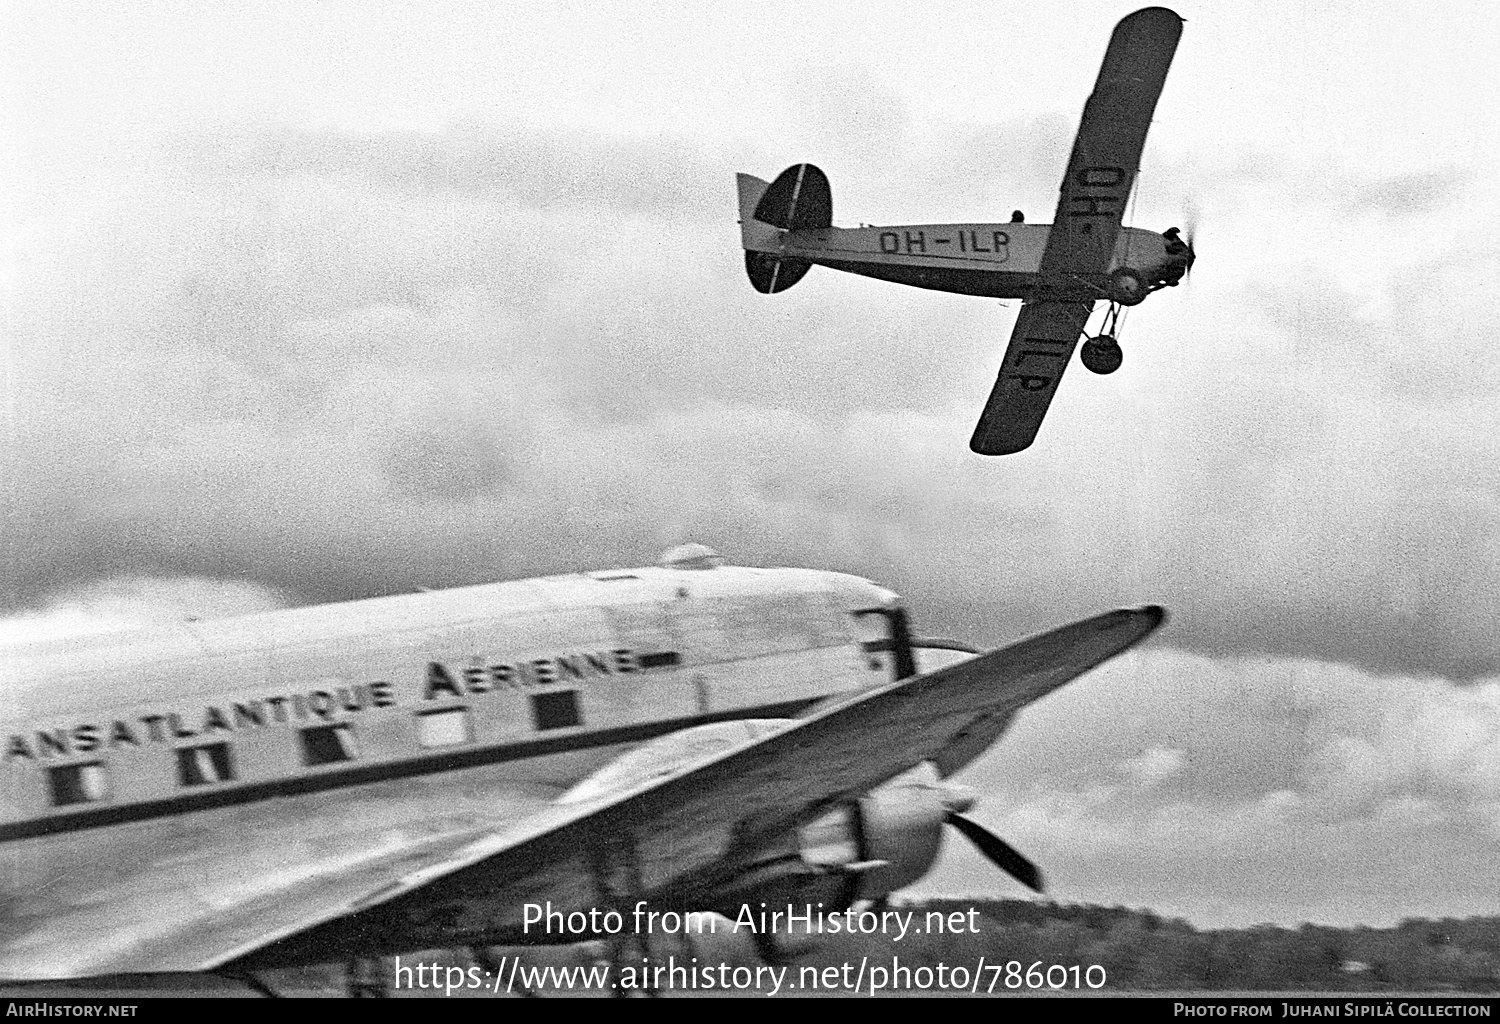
(1182, 195), (1201, 242)
(946, 812), (1045, 893)
(1182, 200), (1200, 281)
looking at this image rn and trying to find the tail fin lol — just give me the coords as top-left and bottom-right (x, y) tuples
(754, 163), (831, 231)
(735, 164), (831, 294)
(736, 173), (772, 236)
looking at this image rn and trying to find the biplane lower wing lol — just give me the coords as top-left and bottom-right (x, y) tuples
(970, 299), (1094, 456)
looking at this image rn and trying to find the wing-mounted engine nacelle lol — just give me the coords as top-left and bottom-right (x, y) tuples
(561, 725), (964, 906)
(562, 718), (1039, 938)
(701, 762), (971, 915)
(800, 762), (972, 904)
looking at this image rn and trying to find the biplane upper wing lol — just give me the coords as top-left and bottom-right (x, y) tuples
(970, 8), (1182, 456)
(0, 605), (1164, 978)
(970, 299), (1094, 456)
(1040, 6), (1183, 281)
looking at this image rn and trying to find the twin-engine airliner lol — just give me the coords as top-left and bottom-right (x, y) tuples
(0, 544), (1163, 994)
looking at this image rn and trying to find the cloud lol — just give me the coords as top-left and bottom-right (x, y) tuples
(170, 123), (732, 220)
(919, 649), (1500, 927)
(6, 78), (1500, 687)
(0, 577), (288, 646)
(1346, 167), (1471, 218)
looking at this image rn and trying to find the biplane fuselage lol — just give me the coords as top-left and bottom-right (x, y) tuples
(742, 215), (1179, 301)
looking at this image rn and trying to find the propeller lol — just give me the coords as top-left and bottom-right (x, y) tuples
(945, 811), (1046, 893)
(1179, 198), (1200, 281)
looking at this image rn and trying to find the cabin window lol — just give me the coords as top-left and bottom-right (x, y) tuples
(47, 762), (109, 807)
(299, 723), (360, 766)
(637, 651), (682, 670)
(530, 690), (581, 731)
(416, 707), (472, 748)
(175, 742), (236, 786)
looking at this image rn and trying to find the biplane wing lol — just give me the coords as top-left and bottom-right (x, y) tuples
(1038, 6), (1183, 283)
(971, 8), (1182, 455)
(970, 299), (1094, 456)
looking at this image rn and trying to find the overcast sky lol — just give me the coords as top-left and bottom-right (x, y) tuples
(4, 1), (1500, 929)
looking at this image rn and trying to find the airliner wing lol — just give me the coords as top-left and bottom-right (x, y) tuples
(1, 605), (1164, 980)
(236, 604), (1166, 970)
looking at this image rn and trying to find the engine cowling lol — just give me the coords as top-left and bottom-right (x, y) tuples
(551, 727), (1039, 967)
(560, 725), (988, 911)
(800, 762), (968, 903)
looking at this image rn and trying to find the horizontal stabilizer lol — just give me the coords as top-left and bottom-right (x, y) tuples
(753, 163), (832, 231)
(745, 252), (811, 294)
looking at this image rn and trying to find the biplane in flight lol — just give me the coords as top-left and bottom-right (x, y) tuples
(736, 8), (1192, 455)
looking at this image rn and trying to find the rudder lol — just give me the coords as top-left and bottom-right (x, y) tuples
(735, 164), (830, 294)
(744, 251), (811, 294)
(753, 163), (832, 231)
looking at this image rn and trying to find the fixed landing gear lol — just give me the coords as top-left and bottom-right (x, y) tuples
(1080, 335), (1123, 375)
(1081, 292), (1131, 375)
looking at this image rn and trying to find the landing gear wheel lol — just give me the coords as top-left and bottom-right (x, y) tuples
(1081, 335), (1123, 375)
(1108, 268), (1147, 306)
